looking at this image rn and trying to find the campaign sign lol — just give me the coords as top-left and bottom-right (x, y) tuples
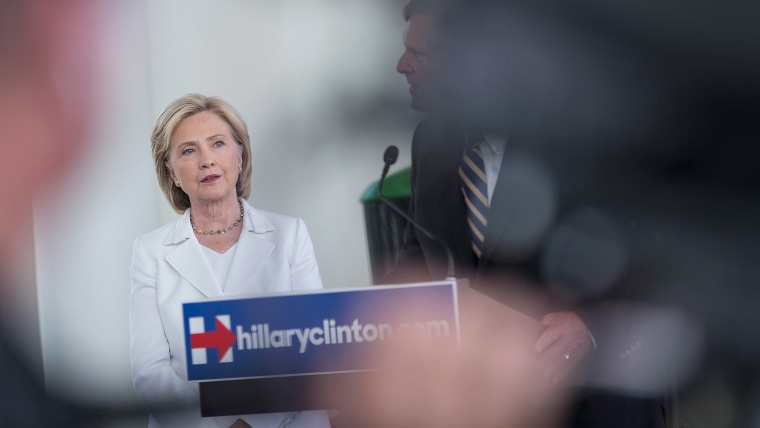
(183, 281), (459, 382)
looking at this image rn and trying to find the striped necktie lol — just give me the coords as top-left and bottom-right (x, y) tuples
(458, 139), (489, 260)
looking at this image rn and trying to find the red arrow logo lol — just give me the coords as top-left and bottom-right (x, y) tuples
(190, 318), (237, 361)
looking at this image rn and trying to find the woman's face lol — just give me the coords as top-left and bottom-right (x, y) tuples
(167, 111), (243, 207)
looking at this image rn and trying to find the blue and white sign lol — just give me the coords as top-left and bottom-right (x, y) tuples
(183, 281), (459, 381)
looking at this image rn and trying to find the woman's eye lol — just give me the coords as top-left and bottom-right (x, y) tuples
(214, 140), (224, 147)
(182, 148), (194, 155)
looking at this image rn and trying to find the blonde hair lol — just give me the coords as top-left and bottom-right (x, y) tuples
(151, 93), (252, 213)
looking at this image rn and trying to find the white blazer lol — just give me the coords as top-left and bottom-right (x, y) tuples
(130, 199), (331, 428)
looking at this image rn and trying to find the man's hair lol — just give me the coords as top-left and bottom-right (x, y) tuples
(151, 93), (253, 213)
(402, 0), (441, 21)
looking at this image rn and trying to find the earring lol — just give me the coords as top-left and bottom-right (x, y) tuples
(175, 180), (180, 187)
(238, 165), (242, 173)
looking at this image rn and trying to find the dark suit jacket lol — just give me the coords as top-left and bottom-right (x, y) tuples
(388, 117), (668, 428)
(393, 118), (597, 317)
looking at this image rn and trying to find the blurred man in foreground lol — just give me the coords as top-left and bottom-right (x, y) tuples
(0, 0), (105, 426)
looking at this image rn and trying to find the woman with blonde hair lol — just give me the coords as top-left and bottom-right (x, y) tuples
(130, 93), (330, 428)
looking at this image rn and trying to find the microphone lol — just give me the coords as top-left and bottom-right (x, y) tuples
(377, 145), (456, 280)
(380, 145), (399, 184)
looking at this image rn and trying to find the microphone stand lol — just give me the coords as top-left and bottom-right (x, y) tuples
(377, 146), (456, 281)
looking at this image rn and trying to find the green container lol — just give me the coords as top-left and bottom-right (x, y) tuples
(360, 166), (411, 284)
(360, 167), (411, 202)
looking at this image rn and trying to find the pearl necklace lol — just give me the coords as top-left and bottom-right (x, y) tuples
(190, 202), (244, 236)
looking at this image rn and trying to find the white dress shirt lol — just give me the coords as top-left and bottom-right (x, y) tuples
(479, 133), (507, 204)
